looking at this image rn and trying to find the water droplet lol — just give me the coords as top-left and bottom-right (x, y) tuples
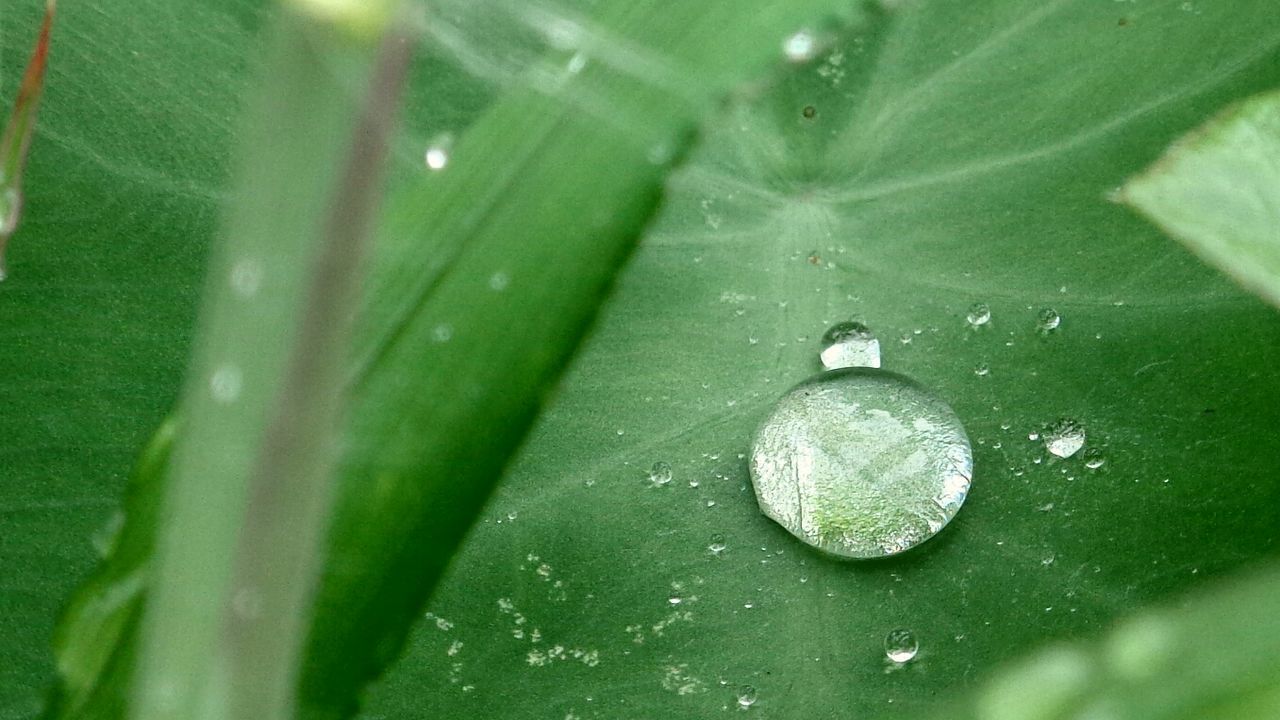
(425, 134), (454, 171)
(783, 31), (817, 62)
(1083, 448), (1106, 469)
(884, 628), (919, 663)
(750, 369), (973, 558)
(209, 364), (243, 404)
(668, 595), (683, 605)
(566, 52), (588, 74)
(802, 105), (816, 119)
(432, 324), (453, 343)
(966, 302), (991, 327)
(648, 461), (673, 487)
(708, 533), (727, 556)
(1037, 308), (1061, 332)
(489, 271), (510, 291)
(819, 321), (881, 370)
(1044, 419), (1085, 458)
(229, 258), (263, 297)
(974, 363), (990, 377)
(736, 685), (758, 709)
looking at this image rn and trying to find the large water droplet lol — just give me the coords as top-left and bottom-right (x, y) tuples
(884, 628), (919, 663)
(966, 302), (991, 327)
(1044, 419), (1085, 458)
(819, 321), (881, 370)
(750, 369), (972, 558)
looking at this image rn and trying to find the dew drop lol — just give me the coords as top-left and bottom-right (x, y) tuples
(884, 628), (919, 663)
(802, 105), (816, 119)
(489, 271), (510, 291)
(974, 363), (990, 377)
(209, 364), (243, 404)
(783, 31), (817, 62)
(708, 533), (727, 556)
(750, 368), (972, 558)
(1037, 308), (1061, 332)
(1083, 448), (1106, 469)
(819, 321), (881, 370)
(432, 324), (453, 343)
(566, 52), (588, 74)
(1044, 419), (1085, 459)
(425, 134), (454, 171)
(648, 461), (673, 487)
(736, 685), (758, 709)
(966, 302), (991, 327)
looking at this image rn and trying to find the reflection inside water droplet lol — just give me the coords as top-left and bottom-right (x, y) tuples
(819, 321), (881, 370)
(750, 368), (972, 559)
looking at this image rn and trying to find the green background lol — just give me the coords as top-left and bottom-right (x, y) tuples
(3, 0), (1280, 718)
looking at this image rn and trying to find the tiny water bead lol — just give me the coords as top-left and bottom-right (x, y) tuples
(424, 133), (454, 171)
(750, 368), (972, 559)
(819, 321), (881, 370)
(708, 533), (727, 555)
(884, 628), (919, 663)
(1044, 419), (1085, 458)
(1037, 308), (1062, 332)
(648, 461), (673, 487)
(966, 302), (991, 327)
(783, 30), (817, 62)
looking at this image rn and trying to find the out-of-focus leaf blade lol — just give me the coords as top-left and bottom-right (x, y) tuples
(1122, 88), (1280, 309)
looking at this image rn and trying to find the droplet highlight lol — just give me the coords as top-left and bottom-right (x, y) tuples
(819, 321), (881, 370)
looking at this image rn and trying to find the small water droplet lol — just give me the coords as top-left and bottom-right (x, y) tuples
(210, 364), (243, 404)
(884, 628), (919, 663)
(489, 271), (510, 291)
(1037, 308), (1061, 332)
(425, 134), (454, 171)
(974, 363), (990, 377)
(750, 369), (972, 558)
(1083, 448), (1106, 469)
(802, 105), (816, 119)
(432, 324), (453, 343)
(648, 461), (673, 487)
(708, 533), (727, 556)
(566, 52), (587, 74)
(1044, 419), (1085, 458)
(736, 685), (758, 709)
(668, 595), (683, 605)
(966, 302), (991, 327)
(783, 31), (817, 62)
(819, 321), (881, 369)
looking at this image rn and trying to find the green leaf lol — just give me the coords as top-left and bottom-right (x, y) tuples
(354, 2), (1280, 718)
(1122, 88), (1280, 309)
(5, 2), (1280, 720)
